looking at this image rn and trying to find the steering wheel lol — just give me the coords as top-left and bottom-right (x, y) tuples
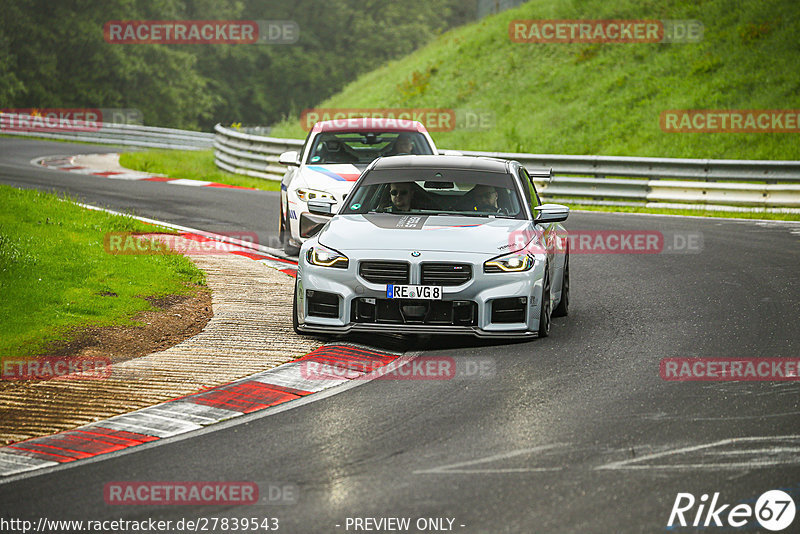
(474, 203), (507, 214)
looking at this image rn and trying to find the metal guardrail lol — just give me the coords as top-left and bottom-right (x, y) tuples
(212, 124), (800, 209)
(6, 113), (796, 209)
(0, 113), (213, 150)
(213, 124), (302, 180)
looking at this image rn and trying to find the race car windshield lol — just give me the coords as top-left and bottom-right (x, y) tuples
(306, 132), (433, 165)
(343, 169), (526, 219)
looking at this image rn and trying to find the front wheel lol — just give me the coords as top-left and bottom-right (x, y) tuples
(282, 211), (301, 256)
(537, 268), (551, 337)
(552, 252), (569, 318)
(292, 277), (302, 335)
(285, 239), (301, 257)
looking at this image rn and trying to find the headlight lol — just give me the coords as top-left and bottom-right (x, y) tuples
(307, 244), (349, 269)
(297, 189), (335, 202)
(484, 252), (534, 273)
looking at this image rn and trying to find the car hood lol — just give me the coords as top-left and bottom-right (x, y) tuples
(317, 214), (533, 255)
(293, 164), (369, 206)
(298, 164), (366, 193)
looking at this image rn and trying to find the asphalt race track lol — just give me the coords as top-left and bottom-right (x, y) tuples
(2, 138), (799, 532)
(0, 138), (283, 249)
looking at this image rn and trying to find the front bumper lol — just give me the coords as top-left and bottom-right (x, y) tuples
(287, 200), (333, 247)
(295, 249), (547, 338)
(295, 322), (539, 338)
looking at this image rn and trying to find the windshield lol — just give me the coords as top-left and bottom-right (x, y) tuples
(342, 168), (526, 219)
(306, 131), (433, 165)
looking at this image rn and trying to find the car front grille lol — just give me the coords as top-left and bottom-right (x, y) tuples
(421, 263), (472, 286)
(359, 261), (410, 285)
(351, 298), (477, 326)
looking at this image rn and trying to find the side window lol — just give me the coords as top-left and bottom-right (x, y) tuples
(519, 168), (541, 208)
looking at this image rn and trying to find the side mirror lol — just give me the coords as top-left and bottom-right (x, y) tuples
(527, 168), (554, 182)
(279, 150), (300, 166)
(535, 203), (569, 223)
(307, 198), (336, 216)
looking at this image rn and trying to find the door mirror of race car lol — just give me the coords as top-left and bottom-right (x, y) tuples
(279, 150), (300, 166)
(308, 198), (337, 216)
(534, 204), (569, 223)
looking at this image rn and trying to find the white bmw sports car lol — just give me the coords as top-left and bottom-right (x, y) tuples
(278, 118), (438, 255)
(293, 155), (570, 339)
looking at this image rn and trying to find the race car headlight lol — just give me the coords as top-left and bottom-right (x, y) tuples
(484, 253), (534, 273)
(307, 245), (349, 269)
(297, 189), (335, 202)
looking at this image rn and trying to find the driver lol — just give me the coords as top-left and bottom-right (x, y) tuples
(388, 133), (414, 156)
(385, 182), (414, 212)
(472, 185), (501, 212)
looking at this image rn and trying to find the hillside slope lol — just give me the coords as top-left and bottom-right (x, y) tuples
(272, 0), (800, 160)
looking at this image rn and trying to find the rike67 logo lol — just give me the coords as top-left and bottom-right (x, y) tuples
(668, 490), (796, 531)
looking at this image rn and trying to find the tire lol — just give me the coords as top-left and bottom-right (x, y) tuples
(284, 239), (301, 257)
(537, 267), (551, 338)
(278, 204), (287, 244)
(292, 277), (302, 335)
(552, 252), (569, 318)
(283, 211), (301, 256)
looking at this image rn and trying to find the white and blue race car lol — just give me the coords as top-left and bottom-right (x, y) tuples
(278, 118), (438, 255)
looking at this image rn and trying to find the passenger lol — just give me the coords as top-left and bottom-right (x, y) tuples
(321, 139), (357, 163)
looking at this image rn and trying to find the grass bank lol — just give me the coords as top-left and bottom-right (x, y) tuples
(119, 149), (280, 191)
(0, 185), (206, 358)
(271, 0), (799, 160)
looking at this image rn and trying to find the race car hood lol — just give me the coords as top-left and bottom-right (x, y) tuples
(317, 214), (535, 256)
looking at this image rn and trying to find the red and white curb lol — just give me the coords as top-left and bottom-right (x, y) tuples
(33, 154), (255, 190)
(0, 344), (402, 477)
(174, 232), (298, 277)
(0, 208), (328, 478)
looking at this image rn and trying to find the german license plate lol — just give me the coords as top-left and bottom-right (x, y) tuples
(386, 284), (442, 300)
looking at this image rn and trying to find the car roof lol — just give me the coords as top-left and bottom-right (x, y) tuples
(371, 154), (512, 173)
(310, 118), (429, 134)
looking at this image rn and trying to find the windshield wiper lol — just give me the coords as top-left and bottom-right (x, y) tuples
(432, 212), (490, 218)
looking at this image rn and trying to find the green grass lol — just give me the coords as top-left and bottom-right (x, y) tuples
(119, 149), (280, 191)
(271, 0), (800, 161)
(0, 185), (206, 358)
